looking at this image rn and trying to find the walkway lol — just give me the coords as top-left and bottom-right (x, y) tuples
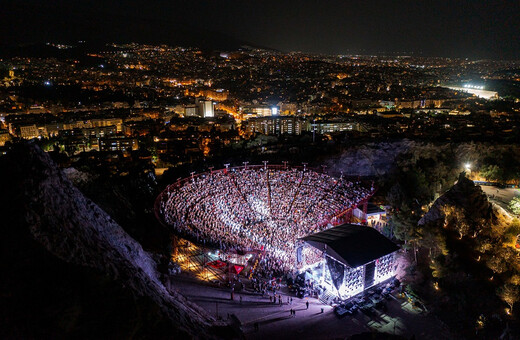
(170, 273), (453, 340)
(480, 185), (519, 216)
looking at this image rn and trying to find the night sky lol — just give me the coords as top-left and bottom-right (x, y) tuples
(2, 0), (519, 59)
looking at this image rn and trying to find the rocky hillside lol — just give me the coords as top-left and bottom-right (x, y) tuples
(413, 174), (519, 338)
(0, 143), (232, 338)
(325, 140), (414, 177)
(418, 172), (495, 227)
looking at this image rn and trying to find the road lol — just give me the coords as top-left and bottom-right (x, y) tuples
(479, 185), (520, 215)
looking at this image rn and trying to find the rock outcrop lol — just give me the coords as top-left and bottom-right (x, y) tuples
(0, 143), (228, 338)
(418, 172), (494, 226)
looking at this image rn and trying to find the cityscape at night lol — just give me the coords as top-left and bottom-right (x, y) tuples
(1, 1), (520, 339)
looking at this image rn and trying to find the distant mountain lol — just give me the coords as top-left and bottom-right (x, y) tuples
(0, 3), (255, 56)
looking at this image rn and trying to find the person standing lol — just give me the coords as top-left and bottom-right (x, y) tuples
(306, 301), (309, 309)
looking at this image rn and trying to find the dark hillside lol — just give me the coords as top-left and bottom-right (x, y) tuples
(0, 143), (234, 338)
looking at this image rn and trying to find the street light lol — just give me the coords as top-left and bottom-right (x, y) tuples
(464, 163), (471, 172)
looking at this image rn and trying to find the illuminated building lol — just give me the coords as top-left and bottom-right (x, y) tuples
(27, 105), (47, 114)
(312, 121), (360, 134)
(298, 224), (399, 301)
(91, 118), (123, 133)
(376, 111), (403, 118)
(0, 130), (11, 146)
(19, 125), (40, 139)
(198, 89), (228, 101)
(244, 106), (273, 117)
(198, 99), (214, 118)
(278, 102), (299, 115)
(83, 126), (118, 138)
(99, 137), (139, 152)
(246, 116), (305, 135)
(184, 105), (198, 117)
(353, 203), (386, 223)
(448, 109), (471, 116)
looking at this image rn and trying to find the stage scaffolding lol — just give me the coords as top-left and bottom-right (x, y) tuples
(171, 237), (224, 282)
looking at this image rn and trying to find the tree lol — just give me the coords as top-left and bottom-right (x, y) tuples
(479, 164), (504, 182)
(509, 197), (520, 216)
(442, 205), (470, 239)
(498, 284), (520, 313)
(509, 275), (520, 286)
(389, 212), (418, 243)
(487, 255), (507, 274)
(503, 219), (520, 245)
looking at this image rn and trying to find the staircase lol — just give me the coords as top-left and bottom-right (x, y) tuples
(319, 289), (336, 305)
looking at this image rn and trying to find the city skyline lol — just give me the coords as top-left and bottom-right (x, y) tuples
(2, 0), (520, 60)
(2, 2), (520, 339)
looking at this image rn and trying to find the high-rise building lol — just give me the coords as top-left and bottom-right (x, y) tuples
(198, 99), (214, 118)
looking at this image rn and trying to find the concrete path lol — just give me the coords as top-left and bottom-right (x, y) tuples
(171, 274), (453, 339)
(480, 185), (520, 215)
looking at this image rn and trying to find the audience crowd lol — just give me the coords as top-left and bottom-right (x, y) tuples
(161, 167), (372, 274)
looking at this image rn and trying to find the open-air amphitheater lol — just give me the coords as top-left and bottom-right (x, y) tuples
(155, 164), (375, 280)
